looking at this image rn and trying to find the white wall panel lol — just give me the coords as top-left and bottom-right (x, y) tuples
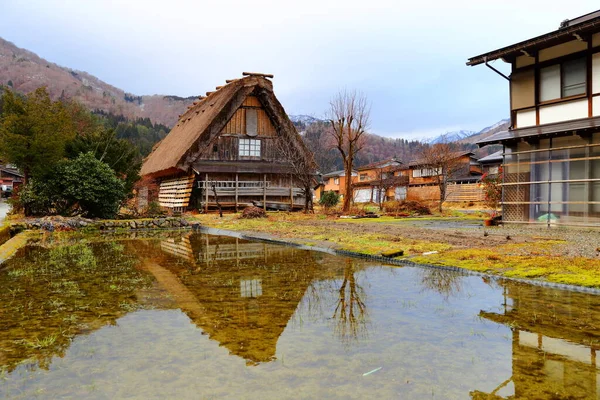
(593, 53), (600, 94)
(593, 96), (600, 117)
(539, 99), (588, 125)
(516, 109), (536, 128)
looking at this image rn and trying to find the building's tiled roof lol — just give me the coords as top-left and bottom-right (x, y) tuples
(321, 169), (357, 178)
(477, 150), (503, 163)
(467, 10), (600, 66)
(356, 157), (402, 171)
(476, 116), (600, 146)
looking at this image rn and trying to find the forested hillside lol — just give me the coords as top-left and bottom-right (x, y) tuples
(0, 37), (194, 127)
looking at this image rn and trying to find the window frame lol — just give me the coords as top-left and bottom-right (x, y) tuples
(539, 56), (587, 104)
(238, 138), (261, 158)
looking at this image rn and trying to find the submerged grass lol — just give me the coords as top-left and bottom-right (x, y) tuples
(0, 240), (155, 372)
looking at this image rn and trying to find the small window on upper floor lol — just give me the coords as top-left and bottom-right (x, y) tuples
(334, 177), (340, 185)
(540, 57), (586, 102)
(359, 173), (368, 181)
(239, 138), (261, 158)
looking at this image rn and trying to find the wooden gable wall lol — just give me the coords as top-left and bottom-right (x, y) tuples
(221, 96), (277, 137)
(196, 95), (286, 162)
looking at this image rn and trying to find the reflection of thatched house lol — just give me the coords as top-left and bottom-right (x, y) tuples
(132, 235), (323, 364)
(139, 73), (314, 212)
(473, 283), (600, 399)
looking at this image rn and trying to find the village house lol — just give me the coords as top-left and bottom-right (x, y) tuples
(139, 73), (315, 212)
(477, 150), (503, 177)
(399, 151), (483, 202)
(352, 158), (408, 203)
(314, 169), (357, 202)
(468, 9), (600, 226)
(0, 164), (23, 197)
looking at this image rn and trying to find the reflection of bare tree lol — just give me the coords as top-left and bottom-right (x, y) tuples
(332, 259), (368, 346)
(420, 268), (463, 300)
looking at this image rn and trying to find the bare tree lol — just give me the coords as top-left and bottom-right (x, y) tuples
(327, 90), (370, 213)
(374, 166), (397, 210)
(332, 259), (368, 347)
(276, 136), (317, 213)
(210, 180), (223, 218)
(417, 143), (465, 212)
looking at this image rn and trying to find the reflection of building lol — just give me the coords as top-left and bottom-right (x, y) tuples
(473, 283), (600, 399)
(138, 235), (346, 365)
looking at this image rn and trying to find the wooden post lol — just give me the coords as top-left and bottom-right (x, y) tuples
(235, 173), (239, 213)
(290, 175), (294, 209)
(263, 174), (267, 211)
(205, 173), (209, 213)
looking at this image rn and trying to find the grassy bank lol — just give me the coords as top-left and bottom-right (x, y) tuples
(193, 212), (600, 288)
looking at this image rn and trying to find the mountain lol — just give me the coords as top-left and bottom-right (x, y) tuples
(429, 129), (477, 144)
(459, 118), (510, 144)
(428, 118), (510, 145)
(289, 115), (324, 132)
(0, 37), (195, 127)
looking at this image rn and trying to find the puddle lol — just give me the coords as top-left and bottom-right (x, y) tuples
(0, 233), (598, 399)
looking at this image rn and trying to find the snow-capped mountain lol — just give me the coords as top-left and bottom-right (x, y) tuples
(289, 115), (324, 126)
(429, 130), (477, 144)
(429, 118), (510, 145)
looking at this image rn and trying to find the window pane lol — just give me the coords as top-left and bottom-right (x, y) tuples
(540, 64), (561, 101)
(562, 58), (586, 97)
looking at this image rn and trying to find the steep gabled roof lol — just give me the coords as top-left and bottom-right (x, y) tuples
(140, 74), (312, 177)
(356, 157), (402, 171)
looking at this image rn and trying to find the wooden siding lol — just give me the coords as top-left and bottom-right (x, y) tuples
(196, 136), (283, 162)
(221, 96), (277, 137)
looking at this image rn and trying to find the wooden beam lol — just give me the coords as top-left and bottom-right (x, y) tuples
(243, 72), (274, 78)
(205, 173), (209, 213)
(235, 173), (239, 212)
(263, 174), (267, 211)
(290, 175), (293, 208)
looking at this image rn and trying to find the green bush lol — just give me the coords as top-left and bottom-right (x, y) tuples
(16, 152), (126, 218)
(319, 191), (340, 208)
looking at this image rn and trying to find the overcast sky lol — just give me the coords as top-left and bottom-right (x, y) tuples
(1, 0), (598, 139)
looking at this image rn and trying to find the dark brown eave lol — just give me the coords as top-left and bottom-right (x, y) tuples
(476, 116), (600, 146)
(192, 160), (295, 174)
(466, 14), (600, 66)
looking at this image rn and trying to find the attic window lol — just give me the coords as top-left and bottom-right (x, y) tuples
(239, 138), (261, 157)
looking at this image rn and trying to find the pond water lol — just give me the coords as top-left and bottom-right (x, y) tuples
(0, 233), (599, 399)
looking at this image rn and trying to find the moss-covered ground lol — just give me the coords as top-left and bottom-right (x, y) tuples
(192, 212), (600, 288)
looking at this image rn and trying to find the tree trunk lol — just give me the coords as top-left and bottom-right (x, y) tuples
(342, 160), (353, 213)
(439, 182), (445, 213)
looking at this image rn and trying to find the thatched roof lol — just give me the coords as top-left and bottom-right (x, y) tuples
(140, 74), (311, 177)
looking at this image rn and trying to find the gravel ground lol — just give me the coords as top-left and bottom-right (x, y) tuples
(298, 218), (600, 259)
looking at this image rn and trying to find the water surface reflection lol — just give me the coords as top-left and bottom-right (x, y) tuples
(0, 232), (598, 399)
